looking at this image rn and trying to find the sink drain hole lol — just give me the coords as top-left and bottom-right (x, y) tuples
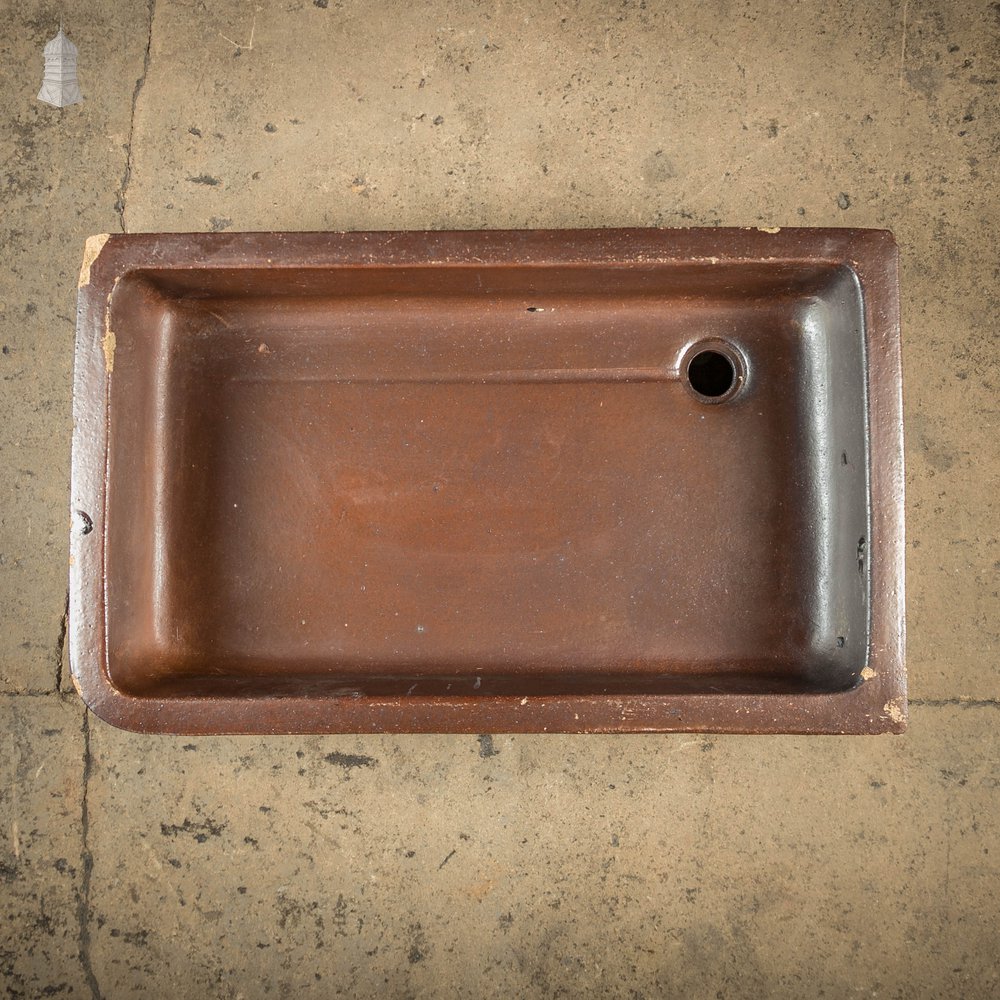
(687, 350), (736, 398)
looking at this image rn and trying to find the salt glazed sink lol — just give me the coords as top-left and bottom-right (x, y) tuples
(70, 229), (905, 734)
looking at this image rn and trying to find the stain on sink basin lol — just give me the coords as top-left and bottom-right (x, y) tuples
(69, 229), (905, 733)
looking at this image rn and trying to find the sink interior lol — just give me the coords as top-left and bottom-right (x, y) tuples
(102, 259), (869, 701)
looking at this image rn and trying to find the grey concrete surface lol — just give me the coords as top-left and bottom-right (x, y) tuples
(0, 0), (149, 693)
(0, 696), (89, 998)
(82, 706), (999, 999)
(1, 0), (998, 996)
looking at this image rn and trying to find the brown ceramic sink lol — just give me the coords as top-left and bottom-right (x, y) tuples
(70, 229), (905, 734)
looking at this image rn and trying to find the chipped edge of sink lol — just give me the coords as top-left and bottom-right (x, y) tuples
(69, 228), (905, 735)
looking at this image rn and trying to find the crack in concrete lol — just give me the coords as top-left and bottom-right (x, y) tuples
(54, 589), (69, 692)
(115, 0), (156, 233)
(909, 697), (1000, 709)
(77, 708), (102, 1000)
(0, 690), (82, 698)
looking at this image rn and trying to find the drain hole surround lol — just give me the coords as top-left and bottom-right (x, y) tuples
(681, 341), (746, 403)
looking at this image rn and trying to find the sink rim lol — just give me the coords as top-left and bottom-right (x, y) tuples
(69, 227), (905, 734)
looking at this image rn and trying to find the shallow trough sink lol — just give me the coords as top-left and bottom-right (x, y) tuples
(70, 229), (905, 733)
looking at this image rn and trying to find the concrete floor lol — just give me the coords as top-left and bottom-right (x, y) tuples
(1, 0), (998, 996)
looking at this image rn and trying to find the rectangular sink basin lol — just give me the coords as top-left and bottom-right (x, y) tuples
(70, 229), (905, 734)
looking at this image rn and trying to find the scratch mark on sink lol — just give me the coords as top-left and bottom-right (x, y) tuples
(102, 316), (116, 374)
(102, 276), (122, 374)
(883, 698), (906, 725)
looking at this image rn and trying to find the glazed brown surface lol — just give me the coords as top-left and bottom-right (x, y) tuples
(70, 229), (904, 733)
